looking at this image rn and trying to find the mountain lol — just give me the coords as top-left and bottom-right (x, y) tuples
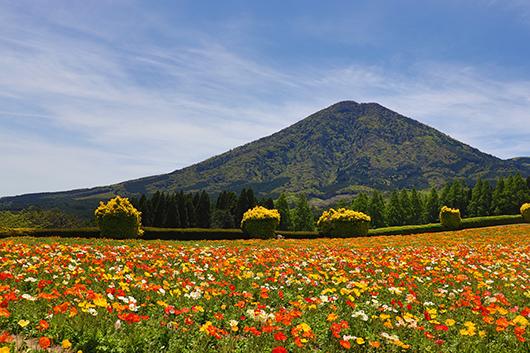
(1, 101), (529, 215)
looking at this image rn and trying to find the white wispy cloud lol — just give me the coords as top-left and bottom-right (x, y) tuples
(0, 2), (529, 197)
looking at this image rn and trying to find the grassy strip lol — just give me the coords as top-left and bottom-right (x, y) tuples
(0, 214), (525, 240)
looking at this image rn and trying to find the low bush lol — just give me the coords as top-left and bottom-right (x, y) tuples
(439, 206), (462, 230)
(0, 227), (100, 238)
(143, 227), (244, 240)
(240, 206), (280, 239)
(521, 203), (530, 222)
(462, 214), (523, 228)
(95, 196), (143, 239)
(317, 208), (371, 237)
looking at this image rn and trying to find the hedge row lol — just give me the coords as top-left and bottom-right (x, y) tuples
(142, 227), (244, 240)
(0, 214), (526, 240)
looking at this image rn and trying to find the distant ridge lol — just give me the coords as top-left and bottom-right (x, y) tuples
(1, 101), (528, 214)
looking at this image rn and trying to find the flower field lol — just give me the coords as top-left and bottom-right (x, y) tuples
(0, 225), (529, 352)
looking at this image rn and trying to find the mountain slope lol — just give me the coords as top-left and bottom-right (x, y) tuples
(1, 101), (528, 214)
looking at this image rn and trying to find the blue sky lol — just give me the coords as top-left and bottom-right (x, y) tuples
(1, 0), (530, 196)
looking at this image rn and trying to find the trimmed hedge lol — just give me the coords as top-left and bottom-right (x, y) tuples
(0, 227), (100, 238)
(0, 214), (526, 240)
(461, 214), (523, 228)
(143, 227), (244, 241)
(369, 223), (443, 236)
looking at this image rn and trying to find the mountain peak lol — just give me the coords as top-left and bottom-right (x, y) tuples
(1, 101), (528, 216)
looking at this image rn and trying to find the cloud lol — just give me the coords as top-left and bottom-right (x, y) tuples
(0, 2), (529, 197)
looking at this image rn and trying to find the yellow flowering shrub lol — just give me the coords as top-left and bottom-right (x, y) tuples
(240, 206), (280, 239)
(94, 196), (143, 239)
(439, 206), (461, 229)
(317, 208), (371, 237)
(521, 203), (530, 222)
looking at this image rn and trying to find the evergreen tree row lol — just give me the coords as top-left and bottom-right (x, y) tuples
(130, 174), (529, 230)
(347, 174), (530, 228)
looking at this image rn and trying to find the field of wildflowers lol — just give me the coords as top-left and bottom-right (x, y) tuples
(0, 224), (529, 352)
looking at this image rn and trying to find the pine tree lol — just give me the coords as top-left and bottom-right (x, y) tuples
(511, 174), (530, 214)
(492, 177), (508, 215)
(467, 178), (483, 217)
(260, 198), (275, 209)
(275, 193), (292, 231)
(196, 191), (211, 228)
(368, 191), (386, 228)
(185, 195), (197, 227)
(478, 180), (492, 216)
(177, 192), (189, 228)
(234, 188), (257, 227)
(409, 189), (423, 224)
(293, 194), (314, 231)
(386, 191), (403, 226)
(165, 196), (180, 228)
(400, 190), (413, 225)
(153, 191), (167, 227)
(137, 194), (150, 226)
(422, 187), (439, 223)
(351, 193), (369, 213)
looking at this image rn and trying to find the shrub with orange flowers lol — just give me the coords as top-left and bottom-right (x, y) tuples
(94, 196), (143, 239)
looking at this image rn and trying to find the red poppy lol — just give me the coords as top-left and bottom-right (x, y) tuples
(274, 332), (287, 341)
(272, 346), (288, 353)
(39, 336), (51, 349)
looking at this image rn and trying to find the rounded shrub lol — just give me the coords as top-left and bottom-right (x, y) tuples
(240, 206), (280, 239)
(95, 196), (143, 239)
(521, 203), (530, 222)
(439, 206), (462, 230)
(317, 208), (371, 237)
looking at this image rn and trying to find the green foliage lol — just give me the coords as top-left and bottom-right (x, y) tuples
(385, 191), (403, 226)
(0, 207), (85, 229)
(439, 206), (462, 230)
(235, 188), (257, 226)
(350, 193), (369, 214)
(94, 196), (143, 239)
(275, 193), (292, 231)
(368, 191), (386, 228)
(292, 194), (314, 231)
(422, 187), (440, 223)
(317, 208), (371, 237)
(240, 206), (280, 239)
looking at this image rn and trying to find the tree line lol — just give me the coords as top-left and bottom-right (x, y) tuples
(345, 174), (530, 228)
(131, 174), (529, 230)
(130, 188), (316, 231)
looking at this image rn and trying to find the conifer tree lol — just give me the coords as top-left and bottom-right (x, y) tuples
(185, 195), (197, 227)
(165, 196), (180, 228)
(492, 177), (508, 215)
(351, 193), (369, 213)
(478, 180), (492, 216)
(410, 189), (423, 224)
(177, 192), (189, 228)
(386, 191), (403, 226)
(368, 191), (386, 228)
(467, 178), (483, 217)
(422, 187), (440, 223)
(293, 194), (314, 231)
(196, 191), (211, 228)
(275, 193), (292, 231)
(400, 190), (413, 225)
